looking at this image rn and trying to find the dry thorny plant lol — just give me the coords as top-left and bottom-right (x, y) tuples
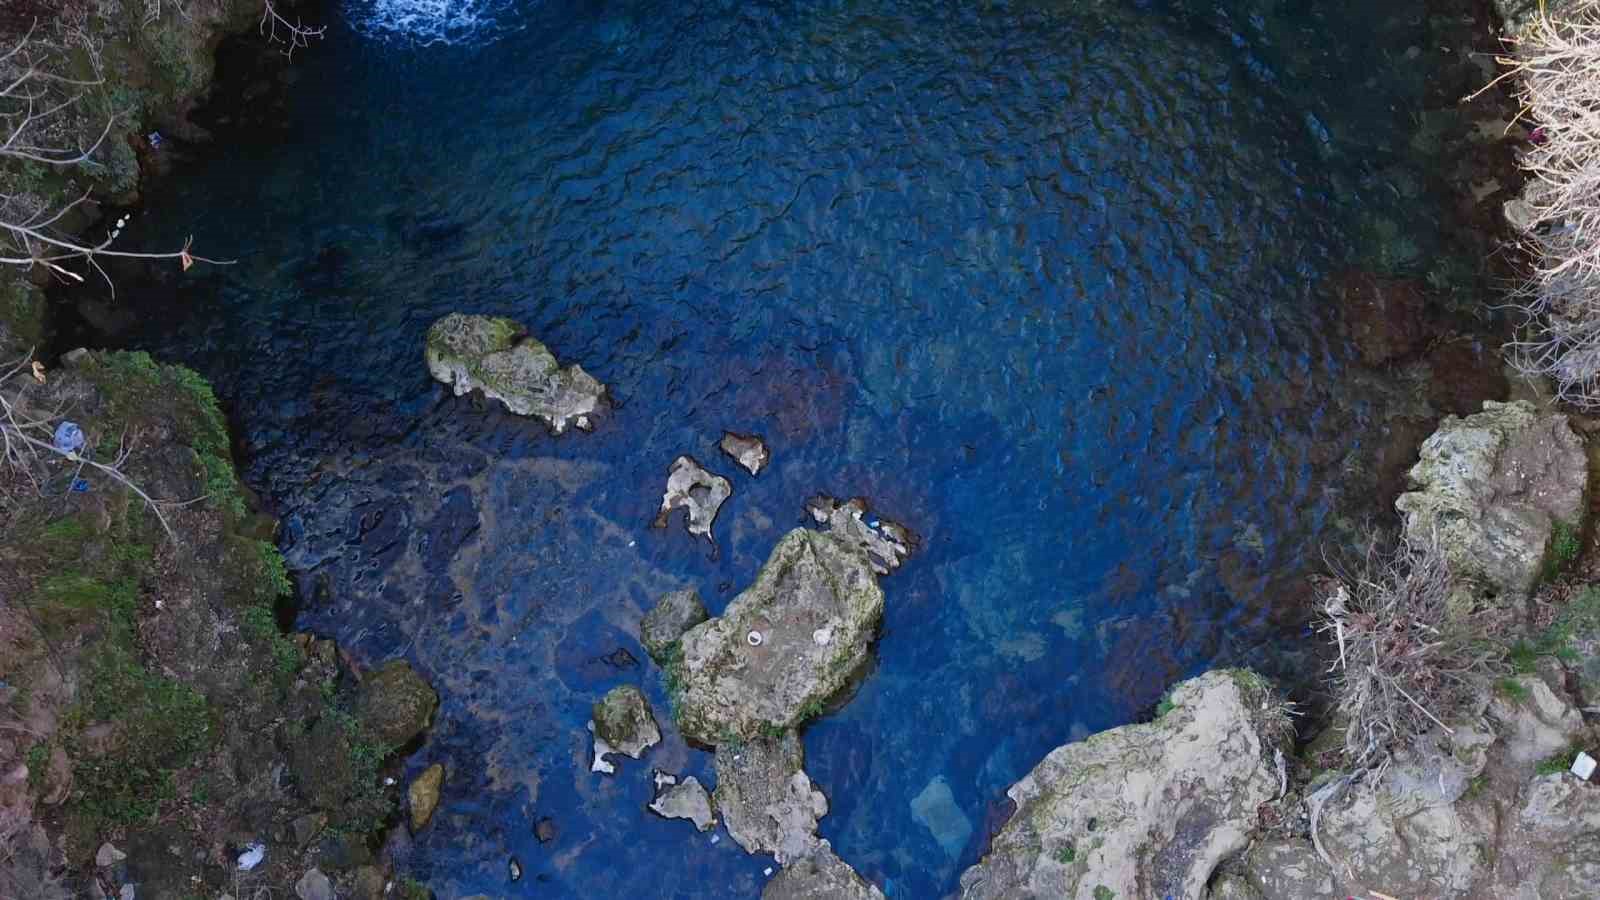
(261, 0), (325, 60)
(0, 15), (230, 291)
(0, 348), (185, 539)
(1476, 2), (1600, 406)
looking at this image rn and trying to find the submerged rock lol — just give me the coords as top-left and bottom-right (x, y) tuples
(720, 431), (771, 475)
(714, 731), (828, 863)
(355, 660), (439, 748)
(653, 456), (733, 544)
(592, 685), (661, 759)
(806, 495), (917, 575)
(1329, 270), (1425, 366)
(1395, 400), (1587, 600)
(425, 313), (606, 434)
(409, 763), (445, 832)
(640, 588), (709, 661)
(670, 529), (883, 745)
(958, 670), (1289, 900)
(762, 842), (885, 900)
(648, 773), (717, 832)
(910, 775), (973, 861)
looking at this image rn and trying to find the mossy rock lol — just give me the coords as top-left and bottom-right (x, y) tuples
(355, 660), (439, 748)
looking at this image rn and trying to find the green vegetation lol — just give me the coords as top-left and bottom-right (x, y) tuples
(1537, 746), (1583, 777)
(1093, 886), (1116, 900)
(1510, 586), (1600, 671)
(1547, 521), (1582, 579)
(1496, 677), (1531, 702)
(1055, 843), (1076, 864)
(25, 743), (49, 789)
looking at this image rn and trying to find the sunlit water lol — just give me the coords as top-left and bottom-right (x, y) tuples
(92, 0), (1479, 894)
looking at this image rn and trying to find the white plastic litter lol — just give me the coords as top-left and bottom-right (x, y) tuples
(1572, 751), (1597, 781)
(236, 843), (266, 871)
(746, 630), (764, 647)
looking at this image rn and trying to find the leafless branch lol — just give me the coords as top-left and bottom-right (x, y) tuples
(261, 1), (325, 61)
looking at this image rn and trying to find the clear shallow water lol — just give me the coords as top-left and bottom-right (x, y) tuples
(95, 0), (1471, 895)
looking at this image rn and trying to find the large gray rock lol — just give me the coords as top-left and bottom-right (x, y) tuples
(648, 773), (717, 832)
(762, 842), (885, 900)
(958, 671), (1288, 900)
(714, 730), (828, 864)
(425, 313), (606, 434)
(670, 529), (883, 746)
(1395, 400), (1586, 600)
(639, 588), (709, 661)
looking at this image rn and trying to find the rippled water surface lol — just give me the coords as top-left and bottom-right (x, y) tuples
(101, 0), (1474, 894)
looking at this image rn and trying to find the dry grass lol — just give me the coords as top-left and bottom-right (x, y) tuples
(1499, 2), (1600, 406)
(1316, 532), (1506, 770)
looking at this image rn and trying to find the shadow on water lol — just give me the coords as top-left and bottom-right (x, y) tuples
(60, 0), (1498, 894)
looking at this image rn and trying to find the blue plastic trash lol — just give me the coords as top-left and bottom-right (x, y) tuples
(53, 421), (85, 454)
(70, 478), (91, 493)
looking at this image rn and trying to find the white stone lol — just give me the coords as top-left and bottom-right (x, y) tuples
(1573, 752), (1597, 781)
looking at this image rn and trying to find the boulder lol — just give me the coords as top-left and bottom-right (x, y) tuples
(648, 774), (717, 832)
(957, 671), (1288, 900)
(409, 763), (445, 832)
(720, 431), (771, 475)
(355, 660), (439, 748)
(294, 869), (334, 900)
(592, 685), (661, 759)
(671, 529), (883, 745)
(424, 313), (606, 434)
(714, 730), (828, 864)
(762, 842), (885, 900)
(653, 456), (732, 543)
(806, 495), (917, 576)
(1395, 400), (1586, 600)
(639, 588), (709, 661)
(1239, 840), (1334, 900)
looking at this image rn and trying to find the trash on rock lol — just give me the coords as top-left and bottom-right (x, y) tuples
(1573, 751), (1597, 780)
(236, 843), (266, 871)
(806, 495), (918, 575)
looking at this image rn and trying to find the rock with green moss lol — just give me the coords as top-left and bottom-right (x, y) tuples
(355, 660), (439, 748)
(958, 670), (1291, 900)
(713, 730), (828, 863)
(591, 685), (661, 759)
(1396, 400), (1587, 602)
(408, 763), (445, 832)
(672, 529), (883, 746)
(640, 588), (708, 660)
(425, 313), (606, 434)
(762, 842), (885, 900)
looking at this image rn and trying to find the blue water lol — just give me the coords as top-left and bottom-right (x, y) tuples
(98, 0), (1474, 895)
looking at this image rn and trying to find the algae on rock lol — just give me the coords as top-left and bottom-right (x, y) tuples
(425, 313), (607, 433)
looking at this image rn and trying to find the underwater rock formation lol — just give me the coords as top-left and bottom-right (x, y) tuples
(669, 529), (883, 745)
(408, 764), (444, 832)
(1395, 400), (1587, 600)
(640, 588), (709, 661)
(714, 730), (828, 863)
(653, 456), (733, 544)
(424, 313), (607, 433)
(720, 431), (771, 475)
(806, 495), (917, 576)
(958, 671), (1290, 900)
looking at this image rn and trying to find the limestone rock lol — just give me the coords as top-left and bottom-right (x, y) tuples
(1395, 400), (1587, 600)
(1489, 675), (1585, 766)
(355, 660), (439, 748)
(409, 763), (445, 832)
(715, 731), (828, 864)
(648, 774), (717, 832)
(1239, 840), (1335, 900)
(640, 588), (708, 661)
(720, 431), (770, 475)
(762, 842), (885, 900)
(592, 685), (660, 759)
(958, 671), (1288, 900)
(671, 529), (883, 745)
(425, 313), (606, 434)
(806, 495), (916, 575)
(295, 869), (334, 900)
(95, 843), (126, 868)
(653, 456), (732, 543)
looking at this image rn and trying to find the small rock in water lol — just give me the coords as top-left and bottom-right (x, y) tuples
(653, 456), (732, 544)
(719, 431), (770, 475)
(592, 685), (661, 759)
(424, 313), (607, 434)
(654, 770), (679, 790)
(509, 857), (523, 882)
(96, 842), (126, 868)
(409, 763), (446, 832)
(535, 817), (558, 843)
(806, 495), (918, 575)
(648, 774), (718, 832)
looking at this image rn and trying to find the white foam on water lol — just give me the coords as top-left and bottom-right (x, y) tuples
(344, 0), (518, 47)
